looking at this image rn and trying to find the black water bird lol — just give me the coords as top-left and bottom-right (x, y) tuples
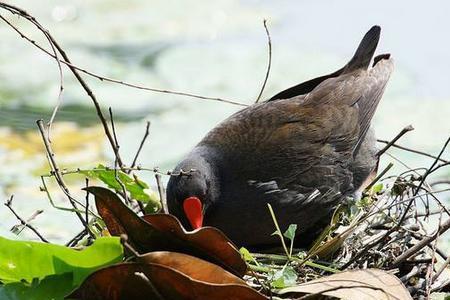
(167, 25), (393, 248)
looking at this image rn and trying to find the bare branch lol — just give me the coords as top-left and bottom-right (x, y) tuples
(130, 121), (151, 170)
(391, 216), (450, 267)
(109, 108), (130, 205)
(0, 8), (247, 107)
(377, 139), (449, 164)
(65, 229), (88, 247)
(376, 125), (414, 157)
(36, 119), (94, 238)
(5, 195), (49, 243)
(255, 19), (272, 103)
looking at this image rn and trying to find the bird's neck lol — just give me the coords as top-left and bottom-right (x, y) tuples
(184, 146), (222, 203)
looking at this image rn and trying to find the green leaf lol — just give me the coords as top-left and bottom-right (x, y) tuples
(0, 236), (123, 286)
(430, 292), (450, 300)
(0, 273), (74, 300)
(371, 183), (383, 194)
(283, 224), (297, 241)
(271, 265), (298, 289)
(239, 247), (258, 265)
(81, 164), (161, 211)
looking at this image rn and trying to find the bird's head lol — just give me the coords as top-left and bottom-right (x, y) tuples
(166, 150), (220, 230)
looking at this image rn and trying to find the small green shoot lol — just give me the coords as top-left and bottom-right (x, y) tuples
(268, 203), (290, 259)
(81, 164), (161, 212)
(270, 265), (298, 289)
(240, 247), (260, 266)
(283, 224), (297, 257)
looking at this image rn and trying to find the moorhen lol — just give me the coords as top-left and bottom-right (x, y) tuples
(166, 25), (393, 249)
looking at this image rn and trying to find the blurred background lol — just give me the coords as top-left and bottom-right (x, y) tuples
(0, 0), (449, 244)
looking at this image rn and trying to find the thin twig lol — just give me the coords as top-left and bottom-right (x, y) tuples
(85, 178), (90, 228)
(376, 125), (414, 157)
(108, 107), (121, 159)
(65, 229), (87, 247)
(431, 278), (450, 293)
(398, 137), (450, 226)
(377, 139), (449, 164)
(5, 195), (49, 243)
(433, 252), (450, 282)
(42, 166), (196, 178)
(255, 19), (272, 103)
(109, 108), (130, 205)
(127, 121), (152, 213)
(0, 13), (64, 140)
(364, 162), (393, 191)
(391, 217), (450, 267)
(358, 136), (450, 267)
(430, 161), (450, 174)
(37, 119), (94, 238)
(430, 180), (450, 186)
(130, 121), (151, 170)
(0, 9), (247, 107)
(40, 175), (98, 216)
(426, 210), (443, 297)
(400, 266), (421, 283)
(0, 3), (125, 168)
(382, 151), (450, 218)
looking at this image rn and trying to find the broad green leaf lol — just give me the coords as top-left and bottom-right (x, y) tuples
(271, 265), (298, 289)
(0, 273), (73, 300)
(0, 236), (123, 286)
(81, 164), (161, 211)
(283, 224), (297, 241)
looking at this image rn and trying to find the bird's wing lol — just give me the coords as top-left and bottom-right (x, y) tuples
(304, 55), (394, 155)
(267, 25), (381, 102)
(353, 55), (394, 153)
(202, 96), (359, 194)
(267, 66), (345, 102)
(245, 179), (342, 238)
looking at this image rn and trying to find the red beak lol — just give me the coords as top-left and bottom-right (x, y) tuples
(183, 197), (203, 230)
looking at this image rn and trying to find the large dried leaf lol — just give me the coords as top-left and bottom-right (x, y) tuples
(67, 262), (267, 300)
(66, 263), (156, 300)
(143, 213), (247, 277)
(86, 186), (246, 277)
(277, 269), (412, 300)
(139, 251), (245, 285)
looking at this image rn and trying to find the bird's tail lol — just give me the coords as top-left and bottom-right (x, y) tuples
(343, 25), (381, 73)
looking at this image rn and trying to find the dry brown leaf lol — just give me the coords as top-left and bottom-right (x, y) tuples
(277, 269), (412, 300)
(85, 186), (247, 277)
(139, 251), (246, 285)
(66, 262), (267, 300)
(143, 213), (247, 277)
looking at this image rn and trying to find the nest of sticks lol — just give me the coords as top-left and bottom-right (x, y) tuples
(244, 136), (450, 300)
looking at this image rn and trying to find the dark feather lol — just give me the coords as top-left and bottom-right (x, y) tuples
(267, 25), (381, 102)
